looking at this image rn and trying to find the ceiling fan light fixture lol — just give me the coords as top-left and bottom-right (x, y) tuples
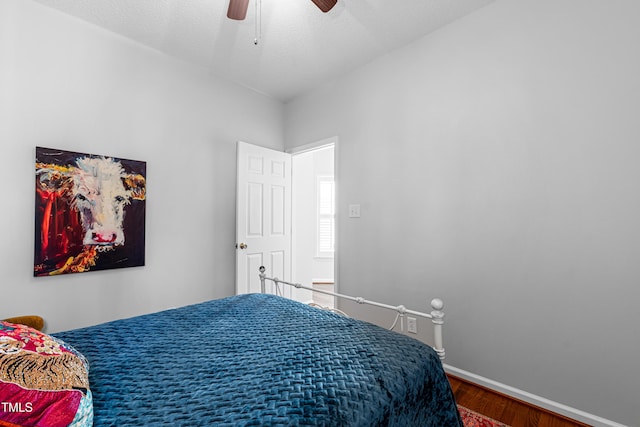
(227, 0), (336, 21)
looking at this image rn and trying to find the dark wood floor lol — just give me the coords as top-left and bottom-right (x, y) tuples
(448, 375), (592, 427)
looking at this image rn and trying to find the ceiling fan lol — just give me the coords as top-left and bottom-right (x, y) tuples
(227, 0), (337, 20)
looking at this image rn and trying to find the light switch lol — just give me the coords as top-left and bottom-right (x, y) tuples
(348, 204), (361, 218)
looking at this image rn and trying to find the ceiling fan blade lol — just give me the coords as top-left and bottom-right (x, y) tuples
(227, 0), (249, 20)
(311, 0), (337, 13)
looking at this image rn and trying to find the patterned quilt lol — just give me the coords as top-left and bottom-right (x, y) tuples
(0, 321), (92, 427)
(54, 293), (463, 426)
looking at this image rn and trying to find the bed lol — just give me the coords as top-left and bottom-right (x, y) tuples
(3, 281), (462, 426)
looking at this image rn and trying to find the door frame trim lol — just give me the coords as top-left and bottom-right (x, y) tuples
(286, 137), (336, 156)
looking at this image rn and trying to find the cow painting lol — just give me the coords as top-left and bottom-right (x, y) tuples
(34, 147), (146, 276)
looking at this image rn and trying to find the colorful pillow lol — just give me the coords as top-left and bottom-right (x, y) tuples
(0, 321), (92, 427)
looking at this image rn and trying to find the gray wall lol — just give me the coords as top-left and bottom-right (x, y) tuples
(284, 1), (639, 425)
(0, 0), (283, 333)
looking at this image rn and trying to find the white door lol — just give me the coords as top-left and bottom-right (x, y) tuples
(236, 142), (292, 296)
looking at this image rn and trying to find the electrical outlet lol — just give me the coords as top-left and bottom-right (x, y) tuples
(407, 317), (417, 334)
(348, 204), (361, 218)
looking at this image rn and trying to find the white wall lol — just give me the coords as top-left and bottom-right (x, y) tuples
(0, 0), (283, 333)
(284, 1), (640, 425)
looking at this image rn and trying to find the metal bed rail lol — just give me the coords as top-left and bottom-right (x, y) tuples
(258, 266), (446, 360)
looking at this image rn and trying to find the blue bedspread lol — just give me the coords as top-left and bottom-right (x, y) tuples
(55, 294), (462, 426)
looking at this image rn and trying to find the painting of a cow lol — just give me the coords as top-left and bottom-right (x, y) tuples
(34, 147), (146, 276)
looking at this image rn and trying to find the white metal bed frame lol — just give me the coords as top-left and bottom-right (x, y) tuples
(258, 266), (446, 360)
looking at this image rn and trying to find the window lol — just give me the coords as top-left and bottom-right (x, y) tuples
(317, 176), (335, 258)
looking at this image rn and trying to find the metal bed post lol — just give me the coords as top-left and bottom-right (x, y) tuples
(430, 298), (445, 360)
(259, 265), (266, 294)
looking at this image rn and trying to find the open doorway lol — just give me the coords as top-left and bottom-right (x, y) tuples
(290, 139), (336, 308)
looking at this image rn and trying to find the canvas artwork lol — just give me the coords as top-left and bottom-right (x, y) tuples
(34, 147), (146, 276)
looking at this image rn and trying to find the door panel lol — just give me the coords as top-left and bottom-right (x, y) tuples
(247, 183), (263, 237)
(271, 185), (285, 235)
(245, 253), (263, 294)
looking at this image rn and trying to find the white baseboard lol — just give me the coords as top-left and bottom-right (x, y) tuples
(443, 364), (627, 427)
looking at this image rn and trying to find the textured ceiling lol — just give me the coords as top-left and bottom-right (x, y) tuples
(32, 0), (496, 102)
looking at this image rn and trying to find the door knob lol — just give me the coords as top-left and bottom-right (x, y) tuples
(237, 243), (248, 249)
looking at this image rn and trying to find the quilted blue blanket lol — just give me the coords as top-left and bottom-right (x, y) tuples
(55, 294), (462, 426)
